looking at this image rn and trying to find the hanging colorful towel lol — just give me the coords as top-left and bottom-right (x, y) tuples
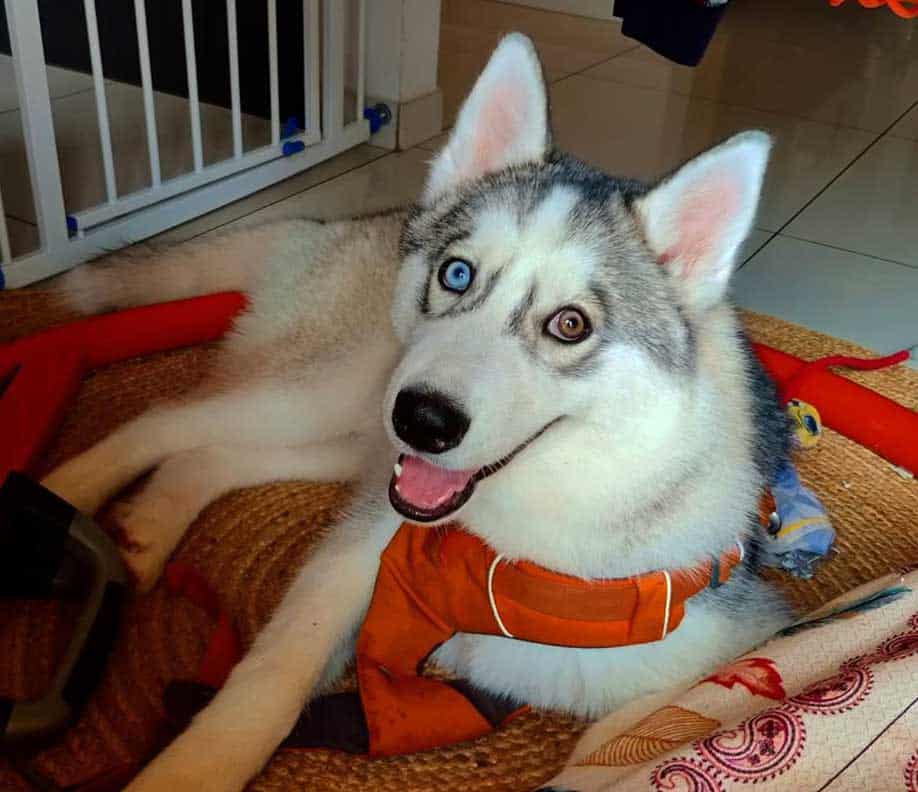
(829, 0), (918, 18)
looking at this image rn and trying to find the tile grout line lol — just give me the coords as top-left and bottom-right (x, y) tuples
(2, 212), (38, 227)
(777, 232), (918, 272)
(739, 231), (918, 274)
(0, 85), (95, 118)
(737, 231), (778, 271)
(487, 0), (625, 27)
(772, 97), (918, 237)
(550, 43), (643, 89)
(400, 43), (643, 152)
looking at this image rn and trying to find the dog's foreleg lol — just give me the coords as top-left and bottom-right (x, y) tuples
(42, 382), (363, 515)
(112, 440), (368, 590)
(125, 500), (399, 792)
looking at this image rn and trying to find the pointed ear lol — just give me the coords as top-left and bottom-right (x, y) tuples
(424, 33), (549, 202)
(635, 131), (771, 311)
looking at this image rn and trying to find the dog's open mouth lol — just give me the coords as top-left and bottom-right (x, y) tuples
(388, 419), (560, 523)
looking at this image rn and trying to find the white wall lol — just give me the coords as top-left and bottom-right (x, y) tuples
(365, 0), (441, 104)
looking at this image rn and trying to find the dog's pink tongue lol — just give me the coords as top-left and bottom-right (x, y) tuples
(396, 455), (475, 510)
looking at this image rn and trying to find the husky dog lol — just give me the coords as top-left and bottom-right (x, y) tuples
(45, 33), (791, 792)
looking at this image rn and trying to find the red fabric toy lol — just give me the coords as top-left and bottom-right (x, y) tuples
(755, 345), (917, 474)
(829, 0), (918, 19)
(0, 291), (246, 482)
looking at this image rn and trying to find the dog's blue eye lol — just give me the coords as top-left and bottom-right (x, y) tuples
(439, 259), (474, 293)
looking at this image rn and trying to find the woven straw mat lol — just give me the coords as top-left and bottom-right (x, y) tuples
(0, 289), (916, 791)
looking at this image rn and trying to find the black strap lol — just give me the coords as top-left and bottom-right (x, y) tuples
(1, 474), (127, 750)
(283, 692), (369, 753)
(163, 678), (524, 756)
(0, 472), (76, 599)
(0, 697), (12, 737)
(165, 682), (372, 754)
(447, 679), (523, 728)
(61, 582), (126, 712)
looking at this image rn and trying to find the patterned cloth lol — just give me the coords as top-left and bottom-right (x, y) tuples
(760, 462), (836, 579)
(544, 570), (918, 791)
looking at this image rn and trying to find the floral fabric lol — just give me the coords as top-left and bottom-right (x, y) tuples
(545, 570), (918, 791)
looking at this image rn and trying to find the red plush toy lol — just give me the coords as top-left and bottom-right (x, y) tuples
(0, 291), (246, 481)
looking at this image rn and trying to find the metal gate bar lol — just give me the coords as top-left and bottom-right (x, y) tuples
(268, 0), (280, 145)
(0, 187), (11, 265)
(322, 0), (345, 140)
(181, 0), (204, 173)
(305, 0), (321, 141)
(226, 0), (243, 159)
(5, 0), (69, 255)
(83, 0), (117, 203)
(134, 0), (161, 187)
(0, 0), (372, 289)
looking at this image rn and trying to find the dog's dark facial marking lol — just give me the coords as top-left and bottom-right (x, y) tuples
(442, 266), (505, 317)
(506, 284), (537, 336)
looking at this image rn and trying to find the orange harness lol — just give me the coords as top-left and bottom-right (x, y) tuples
(356, 522), (744, 756)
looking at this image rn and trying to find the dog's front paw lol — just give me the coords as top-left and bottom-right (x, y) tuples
(125, 763), (233, 792)
(110, 492), (194, 591)
(125, 731), (253, 792)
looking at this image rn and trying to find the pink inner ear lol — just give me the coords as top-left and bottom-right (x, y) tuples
(468, 81), (526, 179)
(660, 172), (741, 276)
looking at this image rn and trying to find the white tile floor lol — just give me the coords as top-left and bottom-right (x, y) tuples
(785, 136), (918, 267)
(731, 235), (918, 355)
(3, 0), (917, 359)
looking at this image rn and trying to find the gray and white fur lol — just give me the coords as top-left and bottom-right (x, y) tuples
(45, 34), (792, 792)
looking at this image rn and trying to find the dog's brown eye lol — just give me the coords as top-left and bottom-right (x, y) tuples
(546, 307), (591, 343)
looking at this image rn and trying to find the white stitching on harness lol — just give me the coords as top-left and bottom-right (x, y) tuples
(661, 569), (673, 640)
(488, 554), (515, 638)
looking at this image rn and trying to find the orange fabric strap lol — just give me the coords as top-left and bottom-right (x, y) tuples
(356, 522), (744, 756)
(466, 530), (741, 647)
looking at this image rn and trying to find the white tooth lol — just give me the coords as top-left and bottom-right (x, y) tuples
(394, 482), (402, 494)
(394, 462), (403, 477)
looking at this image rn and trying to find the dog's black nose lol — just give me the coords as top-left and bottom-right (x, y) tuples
(392, 388), (470, 454)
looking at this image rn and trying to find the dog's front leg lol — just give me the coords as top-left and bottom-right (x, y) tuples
(126, 494), (400, 792)
(113, 439), (369, 590)
(42, 382), (345, 515)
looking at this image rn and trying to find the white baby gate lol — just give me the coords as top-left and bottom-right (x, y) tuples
(0, 0), (371, 289)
